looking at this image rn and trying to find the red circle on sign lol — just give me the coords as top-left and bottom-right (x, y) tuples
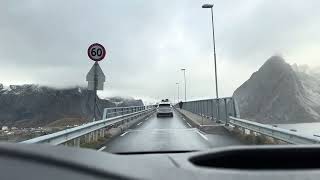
(87, 43), (106, 61)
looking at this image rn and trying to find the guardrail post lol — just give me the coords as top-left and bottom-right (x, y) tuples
(93, 131), (96, 141)
(240, 127), (245, 135)
(232, 98), (237, 117)
(200, 101), (204, 125)
(103, 108), (108, 119)
(102, 128), (105, 137)
(224, 98), (228, 125)
(206, 100), (209, 118)
(92, 131), (96, 141)
(92, 131), (95, 141)
(87, 133), (90, 143)
(95, 131), (99, 141)
(84, 134), (88, 143)
(216, 99), (220, 123)
(90, 132), (94, 143)
(73, 138), (80, 147)
(211, 99), (214, 121)
(196, 101), (199, 115)
(99, 129), (103, 137)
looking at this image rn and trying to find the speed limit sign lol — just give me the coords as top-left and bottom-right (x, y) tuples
(87, 43), (106, 61)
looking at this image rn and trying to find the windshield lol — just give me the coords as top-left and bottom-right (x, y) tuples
(1, 1), (320, 155)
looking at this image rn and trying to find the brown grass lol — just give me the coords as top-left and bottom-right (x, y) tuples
(230, 128), (280, 145)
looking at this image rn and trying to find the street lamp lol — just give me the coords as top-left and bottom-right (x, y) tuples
(176, 82), (180, 103)
(202, 3), (220, 122)
(202, 4), (213, 8)
(181, 68), (187, 102)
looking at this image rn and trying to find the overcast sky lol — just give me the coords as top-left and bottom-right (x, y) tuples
(1, 0), (320, 103)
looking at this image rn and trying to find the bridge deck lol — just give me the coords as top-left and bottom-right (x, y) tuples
(103, 111), (243, 153)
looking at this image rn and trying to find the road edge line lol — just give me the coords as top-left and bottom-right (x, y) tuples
(97, 146), (106, 151)
(196, 130), (208, 141)
(120, 132), (129, 136)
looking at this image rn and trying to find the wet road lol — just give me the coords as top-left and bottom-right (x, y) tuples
(104, 111), (242, 153)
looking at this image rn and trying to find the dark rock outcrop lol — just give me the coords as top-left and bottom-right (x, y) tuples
(0, 85), (143, 127)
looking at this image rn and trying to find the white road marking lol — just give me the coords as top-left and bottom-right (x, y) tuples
(97, 146), (106, 151)
(120, 132), (129, 136)
(196, 131), (208, 141)
(187, 123), (192, 127)
(128, 128), (197, 132)
(137, 122), (143, 126)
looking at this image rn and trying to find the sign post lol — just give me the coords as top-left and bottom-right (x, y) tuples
(86, 43), (106, 121)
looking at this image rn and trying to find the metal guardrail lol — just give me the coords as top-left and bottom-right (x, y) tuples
(229, 116), (320, 144)
(22, 106), (156, 145)
(178, 97), (320, 145)
(103, 105), (156, 119)
(175, 97), (320, 144)
(180, 97), (238, 122)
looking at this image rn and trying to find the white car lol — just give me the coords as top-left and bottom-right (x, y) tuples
(156, 102), (173, 117)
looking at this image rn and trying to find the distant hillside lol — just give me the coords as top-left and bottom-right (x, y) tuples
(233, 56), (320, 124)
(108, 96), (144, 107)
(0, 84), (143, 127)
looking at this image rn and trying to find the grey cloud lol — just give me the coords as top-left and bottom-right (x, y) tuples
(0, 0), (320, 102)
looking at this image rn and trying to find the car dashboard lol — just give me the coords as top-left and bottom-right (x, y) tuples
(1, 143), (320, 180)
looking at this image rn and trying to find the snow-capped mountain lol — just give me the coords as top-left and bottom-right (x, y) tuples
(107, 96), (143, 107)
(233, 56), (320, 124)
(0, 85), (144, 127)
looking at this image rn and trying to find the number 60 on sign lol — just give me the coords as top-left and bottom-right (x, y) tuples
(87, 43), (106, 61)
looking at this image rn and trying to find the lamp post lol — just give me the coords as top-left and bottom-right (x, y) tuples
(202, 3), (220, 122)
(181, 68), (187, 102)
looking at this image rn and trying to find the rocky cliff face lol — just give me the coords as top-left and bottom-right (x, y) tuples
(0, 85), (143, 127)
(233, 56), (320, 123)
